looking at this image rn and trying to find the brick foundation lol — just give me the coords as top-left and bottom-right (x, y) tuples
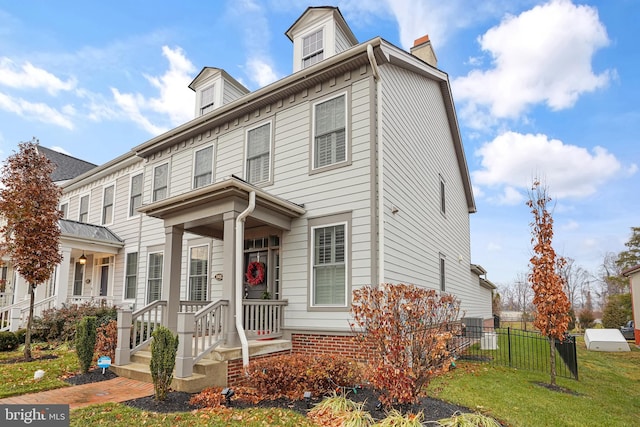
(227, 349), (291, 386)
(291, 332), (373, 362)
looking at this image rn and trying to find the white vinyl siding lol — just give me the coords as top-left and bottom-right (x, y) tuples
(193, 146), (214, 188)
(102, 184), (114, 225)
(147, 252), (163, 303)
(125, 252), (138, 300)
(200, 85), (215, 115)
(78, 195), (89, 222)
(246, 122), (271, 184)
(313, 93), (346, 169)
(311, 222), (347, 307)
(129, 173), (143, 217)
(302, 29), (324, 68)
(188, 246), (208, 301)
(152, 163), (169, 202)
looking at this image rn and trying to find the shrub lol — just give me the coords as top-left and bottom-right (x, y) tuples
(0, 331), (19, 351)
(150, 326), (178, 401)
(307, 394), (373, 427)
(578, 308), (595, 330)
(602, 293), (632, 329)
(32, 302), (117, 343)
(14, 328), (27, 344)
(94, 319), (118, 362)
(76, 316), (97, 373)
(247, 353), (363, 400)
(351, 283), (461, 406)
(376, 409), (425, 427)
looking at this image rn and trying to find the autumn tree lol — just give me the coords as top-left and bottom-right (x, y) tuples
(351, 283), (461, 406)
(527, 181), (570, 386)
(0, 140), (62, 360)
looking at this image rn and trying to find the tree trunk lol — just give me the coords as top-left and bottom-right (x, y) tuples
(549, 336), (556, 386)
(24, 283), (35, 361)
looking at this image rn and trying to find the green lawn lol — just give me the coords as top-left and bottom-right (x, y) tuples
(430, 337), (640, 426)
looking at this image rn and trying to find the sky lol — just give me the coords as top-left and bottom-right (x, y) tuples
(0, 0), (638, 287)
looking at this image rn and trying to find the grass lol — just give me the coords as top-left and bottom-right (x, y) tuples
(430, 336), (640, 426)
(0, 344), (79, 398)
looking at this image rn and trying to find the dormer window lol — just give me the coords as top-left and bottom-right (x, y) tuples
(200, 85), (215, 115)
(302, 29), (324, 68)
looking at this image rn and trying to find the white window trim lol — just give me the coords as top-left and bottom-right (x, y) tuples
(152, 162), (170, 202)
(123, 250), (139, 301)
(146, 251), (164, 304)
(187, 243), (210, 301)
(301, 27), (325, 69)
(199, 84), (215, 116)
(244, 120), (274, 185)
(308, 213), (351, 310)
(128, 171), (144, 218)
(101, 182), (116, 226)
(439, 174), (446, 217)
(78, 193), (90, 223)
(310, 91), (350, 173)
(439, 253), (446, 292)
(192, 144), (215, 189)
(60, 200), (69, 219)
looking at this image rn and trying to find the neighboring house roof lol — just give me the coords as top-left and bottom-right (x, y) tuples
(36, 146), (97, 183)
(623, 264), (640, 277)
(59, 219), (124, 247)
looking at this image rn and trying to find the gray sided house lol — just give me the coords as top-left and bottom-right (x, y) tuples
(0, 7), (489, 389)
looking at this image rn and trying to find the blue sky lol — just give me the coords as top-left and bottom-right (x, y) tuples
(0, 0), (638, 286)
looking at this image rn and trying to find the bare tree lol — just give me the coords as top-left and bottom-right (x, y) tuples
(558, 257), (590, 308)
(0, 140), (62, 360)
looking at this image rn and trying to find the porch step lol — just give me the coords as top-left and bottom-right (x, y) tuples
(111, 351), (227, 393)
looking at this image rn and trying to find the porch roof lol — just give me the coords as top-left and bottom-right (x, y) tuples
(59, 219), (124, 247)
(138, 176), (305, 237)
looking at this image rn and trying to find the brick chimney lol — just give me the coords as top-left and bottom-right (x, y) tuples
(410, 34), (437, 68)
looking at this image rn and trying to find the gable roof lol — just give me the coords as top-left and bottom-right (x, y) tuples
(36, 145), (97, 183)
(285, 6), (357, 44)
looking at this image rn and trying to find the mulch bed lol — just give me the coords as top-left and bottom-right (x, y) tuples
(64, 368), (118, 385)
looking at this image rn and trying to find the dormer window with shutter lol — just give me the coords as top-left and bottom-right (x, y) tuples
(200, 85), (215, 115)
(302, 29), (324, 68)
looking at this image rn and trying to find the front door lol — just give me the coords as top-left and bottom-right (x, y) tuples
(244, 236), (280, 299)
(100, 265), (108, 296)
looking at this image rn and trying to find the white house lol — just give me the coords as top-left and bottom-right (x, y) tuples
(1, 7), (492, 389)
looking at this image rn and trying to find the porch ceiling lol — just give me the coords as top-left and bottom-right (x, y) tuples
(138, 177), (305, 237)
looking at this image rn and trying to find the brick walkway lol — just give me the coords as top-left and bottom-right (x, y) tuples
(0, 377), (155, 409)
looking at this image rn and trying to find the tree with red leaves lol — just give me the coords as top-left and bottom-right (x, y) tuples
(527, 180), (570, 386)
(0, 140), (62, 360)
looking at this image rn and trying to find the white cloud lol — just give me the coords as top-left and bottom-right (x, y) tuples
(453, 0), (612, 125)
(0, 58), (76, 95)
(50, 146), (71, 155)
(497, 186), (525, 206)
(111, 46), (196, 134)
(0, 92), (74, 129)
(246, 57), (279, 87)
(473, 131), (626, 199)
(561, 220), (580, 231)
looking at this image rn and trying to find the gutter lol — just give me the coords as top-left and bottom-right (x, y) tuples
(235, 191), (255, 368)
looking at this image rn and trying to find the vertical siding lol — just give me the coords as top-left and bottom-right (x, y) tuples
(379, 63), (479, 317)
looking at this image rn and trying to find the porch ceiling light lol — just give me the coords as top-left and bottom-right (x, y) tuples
(79, 253), (87, 265)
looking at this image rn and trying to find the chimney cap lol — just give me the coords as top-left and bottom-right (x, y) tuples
(413, 34), (430, 47)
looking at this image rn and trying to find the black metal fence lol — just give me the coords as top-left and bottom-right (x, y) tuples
(451, 325), (578, 380)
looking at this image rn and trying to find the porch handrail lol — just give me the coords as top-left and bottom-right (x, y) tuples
(175, 299), (228, 378)
(179, 300), (209, 313)
(242, 299), (287, 340)
(130, 300), (167, 354)
(0, 304), (11, 332)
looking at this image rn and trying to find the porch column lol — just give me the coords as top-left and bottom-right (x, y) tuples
(55, 246), (72, 308)
(222, 211), (240, 347)
(163, 225), (184, 333)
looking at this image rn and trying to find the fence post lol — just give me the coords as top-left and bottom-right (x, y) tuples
(115, 309), (132, 366)
(507, 327), (512, 368)
(175, 311), (194, 378)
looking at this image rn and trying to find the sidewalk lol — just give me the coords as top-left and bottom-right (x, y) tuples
(0, 377), (155, 409)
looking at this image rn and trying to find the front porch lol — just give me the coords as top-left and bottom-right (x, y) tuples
(112, 298), (291, 392)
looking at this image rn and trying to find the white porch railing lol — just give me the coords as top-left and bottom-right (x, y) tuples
(242, 299), (287, 340)
(175, 299), (229, 378)
(115, 300), (167, 366)
(0, 295), (56, 332)
(179, 300), (209, 313)
(0, 292), (13, 308)
(67, 295), (115, 306)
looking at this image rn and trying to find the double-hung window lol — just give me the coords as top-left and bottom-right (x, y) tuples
(439, 255), (446, 292)
(200, 85), (215, 115)
(152, 164), (168, 202)
(246, 123), (271, 184)
(60, 202), (68, 219)
(73, 262), (84, 296)
(313, 94), (346, 169)
(188, 246), (208, 301)
(302, 29), (324, 68)
(439, 175), (446, 216)
(194, 146), (214, 188)
(312, 222), (347, 306)
(78, 195), (89, 222)
(129, 173), (143, 217)
(102, 185), (114, 225)
(125, 252), (138, 300)
(147, 252), (163, 303)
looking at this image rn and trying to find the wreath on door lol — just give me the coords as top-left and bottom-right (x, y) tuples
(245, 261), (266, 286)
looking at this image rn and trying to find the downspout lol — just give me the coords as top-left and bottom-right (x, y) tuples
(235, 191), (255, 368)
(367, 44), (385, 284)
